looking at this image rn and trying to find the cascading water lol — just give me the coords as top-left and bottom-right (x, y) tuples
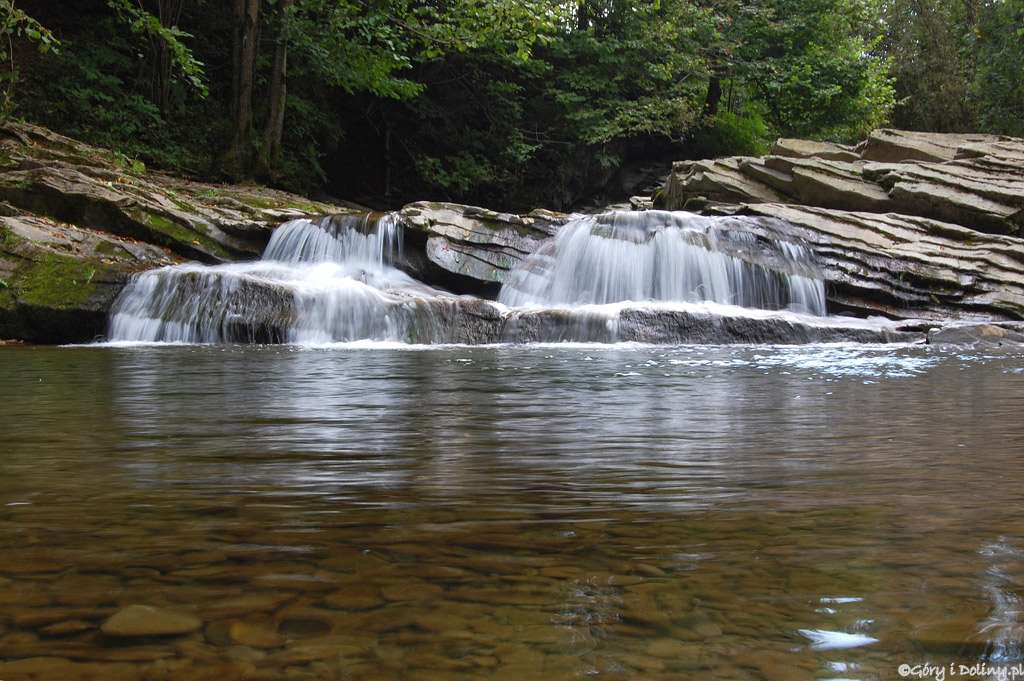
(106, 208), (851, 345)
(498, 211), (826, 315)
(107, 213), (460, 344)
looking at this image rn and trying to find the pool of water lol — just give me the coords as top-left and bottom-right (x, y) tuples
(1, 343), (1023, 680)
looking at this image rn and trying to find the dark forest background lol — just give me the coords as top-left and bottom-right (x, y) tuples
(3, 0), (1022, 211)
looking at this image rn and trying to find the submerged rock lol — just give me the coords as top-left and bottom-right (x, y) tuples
(927, 322), (1024, 347)
(101, 605), (202, 637)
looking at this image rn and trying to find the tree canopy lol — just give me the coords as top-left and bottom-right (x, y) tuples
(2, 0), (1020, 210)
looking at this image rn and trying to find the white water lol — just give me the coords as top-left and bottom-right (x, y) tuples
(107, 210), (841, 345)
(499, 211), (826, 315)
(108, 214), (457, 344)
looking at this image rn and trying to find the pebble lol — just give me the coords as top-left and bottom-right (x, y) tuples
(40, 619), (94, 637)
(101, 605), (202, 637)
(228, 621), (284, 649)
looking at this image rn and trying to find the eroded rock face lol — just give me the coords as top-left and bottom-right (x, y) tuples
(927, 322), (1024, 347)
(0, 122), (348, 263)
(0, 122), (355, 342)
(661, 129), (1024, 237)
(657, 129), (1024, 322)
(713, 204), (1024, 321)
(0, 214), (177, 343)
(397, 202), (569, 291)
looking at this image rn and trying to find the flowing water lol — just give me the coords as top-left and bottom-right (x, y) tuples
(2, 343), (1024, 681)
(498, 211), (825, 315)
(107, 211), (833, 345)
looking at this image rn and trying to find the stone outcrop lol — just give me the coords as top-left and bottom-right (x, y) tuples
(659, 129), (1024, 321)
(396, 202), (567, 292)
(125, 266), (918, 345)
(101, 605), (202, 637)
(4, 120), (1024, 343)
(705, 205), (1024, 321)
(0, 121), (348, 342)
(661, 129), (1024, 237)
(0, 214), (175, 342)
(926, 322), (1024, 347)
(0, 123), (348, 263)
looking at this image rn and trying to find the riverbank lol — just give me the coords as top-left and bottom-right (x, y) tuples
(3, 122), (1024, 345)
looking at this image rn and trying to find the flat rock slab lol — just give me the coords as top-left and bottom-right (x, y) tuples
(101, 605), (202, 637)
(661, 128), (1024, 238)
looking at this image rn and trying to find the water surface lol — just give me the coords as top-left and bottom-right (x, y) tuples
(1, 344), (1023, 680)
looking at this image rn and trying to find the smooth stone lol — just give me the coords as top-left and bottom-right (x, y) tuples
(202, 593), (293, 619)
(253, 573), (337, 593)
(273, 638), (367, 664)
(40, 619), (94, 637)
(101, 605), (202, 637)
(277, 616), (332, 638)
(379, 581), (444, 603)
(14, 608), (111, 629)
(619, 653), (667, 672)
(634, 564), (668, 578)
(323, 584), (384, 611)
(228, 621), (284, 649)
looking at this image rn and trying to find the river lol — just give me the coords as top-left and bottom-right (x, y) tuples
(2, 342), (1023, 680)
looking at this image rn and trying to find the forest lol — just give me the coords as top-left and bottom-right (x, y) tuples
(2, 0), (1022, 211)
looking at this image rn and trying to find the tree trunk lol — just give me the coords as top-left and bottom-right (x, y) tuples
(257, 0), (294, 181)
(152, 0), (184, 115)
(703, 76), (722, 119)
(225, 0), (260, 179)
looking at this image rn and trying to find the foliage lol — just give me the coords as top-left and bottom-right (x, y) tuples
(0, 0), (57, 121)
(17, 0), (1017, 209)
(690, 108), (772, 158)
(712, 0), (896, 141)
(973, 0), (1024, 136)
(880, 0), (1024, 136)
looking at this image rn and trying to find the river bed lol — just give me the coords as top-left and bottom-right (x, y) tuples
(1, 343), (1023, 680)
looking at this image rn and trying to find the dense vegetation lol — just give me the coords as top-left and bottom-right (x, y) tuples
(2, 0), (1021, 210)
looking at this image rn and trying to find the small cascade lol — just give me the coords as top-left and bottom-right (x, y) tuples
(107, 213), (456, 344)
(106, 208), (840, 345)
(263, 213), (403, 266)
(498, 211), (826, 315)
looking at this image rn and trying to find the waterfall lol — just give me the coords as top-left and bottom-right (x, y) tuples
(107, 213), (455, 344)
(263, 213), (403, 266)
(107, 209), (836, 345)
(498, 211), (826, 315)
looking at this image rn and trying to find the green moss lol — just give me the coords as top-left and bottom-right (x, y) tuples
(11, 253), (98, 309)
(0, 148), (17, 170)
(94, 239), (129, 258)
(128, 208), (230, 259)
(214, 189), (325, 214)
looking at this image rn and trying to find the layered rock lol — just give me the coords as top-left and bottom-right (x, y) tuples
(0, 121), (348, 342)
(4, 119), (1024, 343)
(705, 205), (1024, 321)
(0, 214), (176, 342)
(109, 263), (916, 345)
(659, 129), (1024, 321)
(661, 129), (1024, 237)
(396, 202), (568, 292)
(0, 122), (346, 263)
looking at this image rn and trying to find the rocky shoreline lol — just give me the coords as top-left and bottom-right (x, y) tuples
(3, 122), (1024, 346)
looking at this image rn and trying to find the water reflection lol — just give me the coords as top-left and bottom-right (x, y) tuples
(0, 344), (1023, 680)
